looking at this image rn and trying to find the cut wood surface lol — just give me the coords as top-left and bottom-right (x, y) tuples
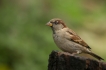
(48, 51), (106, 70)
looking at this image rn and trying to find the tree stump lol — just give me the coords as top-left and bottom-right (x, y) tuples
(48, 51), (106, 70)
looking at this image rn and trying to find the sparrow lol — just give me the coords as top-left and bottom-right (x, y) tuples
(46, 18), (104, 60)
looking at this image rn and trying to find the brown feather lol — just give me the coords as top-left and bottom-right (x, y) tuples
(59, 20), (67, 28)
(88, 52), (104, 60)
(67, 30), (91, 49)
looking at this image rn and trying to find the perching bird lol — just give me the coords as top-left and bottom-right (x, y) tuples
(46, 18), (104, 60)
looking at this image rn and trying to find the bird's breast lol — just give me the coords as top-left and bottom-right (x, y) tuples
(52, 31), (88, 53)
(53, 31), (75, 52)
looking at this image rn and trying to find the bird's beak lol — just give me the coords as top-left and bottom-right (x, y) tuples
(46, 22), (52, 26)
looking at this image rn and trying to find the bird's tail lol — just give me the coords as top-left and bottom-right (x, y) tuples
(88, 52), (104, 61)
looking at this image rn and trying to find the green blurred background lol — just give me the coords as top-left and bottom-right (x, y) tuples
(0, 0), (106, 70)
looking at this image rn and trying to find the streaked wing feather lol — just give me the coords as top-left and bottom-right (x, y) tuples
(67, 30), (91, 49)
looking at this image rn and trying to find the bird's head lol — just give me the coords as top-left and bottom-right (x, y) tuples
(46, 18), (67, 31)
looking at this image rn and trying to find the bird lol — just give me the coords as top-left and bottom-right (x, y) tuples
(46, 18), (104, 60)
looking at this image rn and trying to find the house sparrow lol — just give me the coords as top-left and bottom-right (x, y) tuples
(46, 18), (104, 60)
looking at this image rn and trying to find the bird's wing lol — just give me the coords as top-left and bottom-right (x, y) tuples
(66, 29), (91, 49)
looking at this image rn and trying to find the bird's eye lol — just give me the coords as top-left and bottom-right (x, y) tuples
(55, 20), (59, 24)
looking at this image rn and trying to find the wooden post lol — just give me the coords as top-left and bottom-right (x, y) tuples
(48, 51), (106, 70)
